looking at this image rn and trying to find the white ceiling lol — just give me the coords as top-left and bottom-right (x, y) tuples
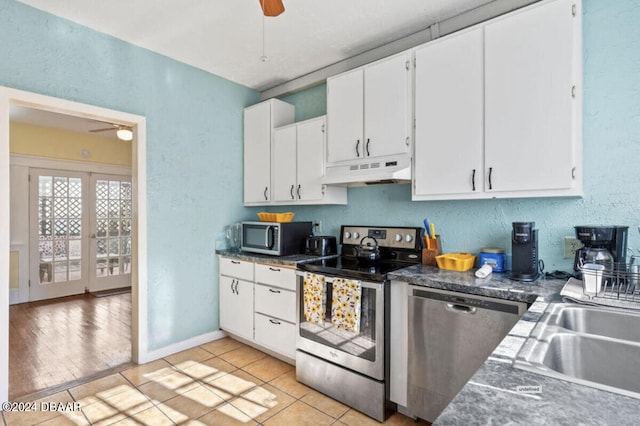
(17, 0), (496, 91)
(11, 105), (122, 139)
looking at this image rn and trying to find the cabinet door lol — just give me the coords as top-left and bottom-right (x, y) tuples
(272, 126), (298, 202)
(414, 28), (484, 198)
(484, 0), (577, 193)
(364, 53), (411, 159)
(296, 117), (326, 201)
(244, 102), (272, 204)
(326, 69), (364, 163)
(219, 275), (254, 340)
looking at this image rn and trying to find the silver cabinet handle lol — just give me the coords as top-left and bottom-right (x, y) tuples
(297, 184), (301, 199)
(264, 186), (268, 200)
(231, 279), (237, 294)
(290, 184), (295, 200)
(269, 267), (280, 272)
(231, 260), (240, 264)
(234, 280), (239, 295)
(269, 319), (281, 325)
(268, 288), (281, 293)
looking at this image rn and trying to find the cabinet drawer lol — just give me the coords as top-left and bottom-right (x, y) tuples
(254, 263), (296, 291)
(255, 284), (296, 323)
(254, 313), (295, 359)
(220, 257), (254, 281)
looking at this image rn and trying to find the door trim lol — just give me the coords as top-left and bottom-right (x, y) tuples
(0, 86), (148, 402)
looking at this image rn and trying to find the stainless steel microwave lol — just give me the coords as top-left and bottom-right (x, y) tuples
(241, 221), (312, 256)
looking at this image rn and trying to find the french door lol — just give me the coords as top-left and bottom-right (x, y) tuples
(29, 169), (131, 301)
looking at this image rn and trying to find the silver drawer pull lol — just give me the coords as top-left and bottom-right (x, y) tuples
(268, 288), (281, 293)
(269, 267), (281, 272)
(269, 319), (281, 325)
(231, 260), (240, 264)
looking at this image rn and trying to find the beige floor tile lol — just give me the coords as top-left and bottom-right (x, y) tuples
(339, 408), (410, 425)
(217, 345), (266, 368)
(68, 373), (130, 403)
(301, 389), (350, 419)
(226, 369), (264, 387)
(164, 347), (215, 366)
(37, 413), (88, 425)
(268, 370), (313, 399)
(244, 383), (296, 423)
(227, 396), (270, 420)
(80, 399), (123, 425)
(98, 386), (153, 415)
(199, 356), (238, 376)
(263, 400), (334, 426)
(242, 355), (294, 382)
(200, 337), (245, 356)
(195, 405), (258, 425)
(182, 383), (228, 408)
(173, 359), (221, 381)
(151, 370), (199, 395)
(106, 417), (141, 426)
(155, 388), (222, 424)
(130, 406), (174, 426)
(120, 358), (173, 386)
(207, 372), (257, 396)
(137, 380), (181, 404)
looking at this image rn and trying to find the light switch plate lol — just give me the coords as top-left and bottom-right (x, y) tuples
(563, 237), (582, 258)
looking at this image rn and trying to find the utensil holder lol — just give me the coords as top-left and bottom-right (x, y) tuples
(422, 235), (442, 266)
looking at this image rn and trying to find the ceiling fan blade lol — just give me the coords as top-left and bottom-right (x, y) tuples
(259, 0), (284, 17)
(89, 127), (116, 133)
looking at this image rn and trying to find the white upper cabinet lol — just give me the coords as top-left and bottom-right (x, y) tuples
(272, 117), (347, 205)
(327, 52), (411, 165)
(414, 27), (484, 198)
(484, 0), (579, 195)
(413, 0), (581, 201)
(244, 99), (295, 206)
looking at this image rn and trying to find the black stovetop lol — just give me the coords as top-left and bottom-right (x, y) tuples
(298, 256), (415, 282)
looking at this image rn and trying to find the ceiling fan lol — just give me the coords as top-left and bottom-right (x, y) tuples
(259, 0), (285, 17)
(90, 123), (134, 141)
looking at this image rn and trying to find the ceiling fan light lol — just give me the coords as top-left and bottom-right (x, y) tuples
(116, 128), (133, 141)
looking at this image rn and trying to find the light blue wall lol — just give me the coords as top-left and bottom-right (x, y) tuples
(280, 0), (640, 274)
(0, 0), (259, 351)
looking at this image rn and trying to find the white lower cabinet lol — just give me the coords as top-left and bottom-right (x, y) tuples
(219, 257), (297, 360)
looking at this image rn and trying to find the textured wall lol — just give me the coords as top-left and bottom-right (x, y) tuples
(279, 0), (640, 273)
(0, 0), (259, 351)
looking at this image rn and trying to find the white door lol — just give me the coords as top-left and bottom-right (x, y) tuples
(326, 68), (364, 163)
(272, 125), (298, 202)
(364, 53), (411, 159)
(296, 117), (325, 201)
(219, 276), (254, 340)
(484, 0), (576, 193)
(414, 28), (484, 198)
(89, 174), (132, 292)
(29, 170), (88, 301)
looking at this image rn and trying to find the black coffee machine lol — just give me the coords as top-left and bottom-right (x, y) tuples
(573, 225), (628, 276)
(510, 222), (539, 281)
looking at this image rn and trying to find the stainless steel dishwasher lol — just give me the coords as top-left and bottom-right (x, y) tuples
(407, 286), (527, 422)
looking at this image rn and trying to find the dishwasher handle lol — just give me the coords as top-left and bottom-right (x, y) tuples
(445, 303), (477, 315)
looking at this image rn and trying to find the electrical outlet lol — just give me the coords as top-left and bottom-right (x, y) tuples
(564, 237), (583, 258)
(313, 221), (322, 234)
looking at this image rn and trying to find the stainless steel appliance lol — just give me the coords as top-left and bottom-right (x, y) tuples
(407, 287), (527, 422)
(305, 235), (337, 256)
(510, 221), (539, 281)
(296, 225), (423, 422)
(574, 225), (629, 277)
(241, 221), (312, 256)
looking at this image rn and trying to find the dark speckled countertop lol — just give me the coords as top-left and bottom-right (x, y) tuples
(216, 249), (337, 266)
(388, 265), (640, 425)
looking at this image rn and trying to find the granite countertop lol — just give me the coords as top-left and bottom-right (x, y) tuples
(216, 249), (338, 267)
(388, 265), (640, 425)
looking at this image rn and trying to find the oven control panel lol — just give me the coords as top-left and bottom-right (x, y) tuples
(341, 226), (422, 250)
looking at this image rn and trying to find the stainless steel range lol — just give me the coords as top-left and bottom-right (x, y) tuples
(296, 225), (423, 421)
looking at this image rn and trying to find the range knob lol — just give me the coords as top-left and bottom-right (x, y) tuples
(344, 231), (351, 240)
(405, 234), (413, 243)
(353, 232), (360, 239)
(395, 234), (403, 242)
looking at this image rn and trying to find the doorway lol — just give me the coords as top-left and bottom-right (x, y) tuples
(0, 87), (148, 403)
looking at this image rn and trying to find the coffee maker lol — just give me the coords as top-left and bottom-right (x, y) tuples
(573, 225), (628, 276)
(510, 222), (539, 281)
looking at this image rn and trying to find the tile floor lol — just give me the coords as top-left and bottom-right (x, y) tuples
(2, 337), (427, 425)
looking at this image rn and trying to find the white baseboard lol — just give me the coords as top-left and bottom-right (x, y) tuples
(138, 330), (227, 364)
(9, 289), (21, 305)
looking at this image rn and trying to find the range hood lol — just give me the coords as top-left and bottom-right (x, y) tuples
(322, 157), (411, 187)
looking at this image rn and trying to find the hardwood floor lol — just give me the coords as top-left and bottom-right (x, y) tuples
(9, 292), (132, 399)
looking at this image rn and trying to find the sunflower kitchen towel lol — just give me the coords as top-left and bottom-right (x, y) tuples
(303, 272), (326, 327)
(331, 278), (362, 334)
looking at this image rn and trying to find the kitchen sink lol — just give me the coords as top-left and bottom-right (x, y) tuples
(514, 302), (640, 399)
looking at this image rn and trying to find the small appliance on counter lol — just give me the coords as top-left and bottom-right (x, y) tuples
(305, 235), (337, 256)
(241, 221), (312, 256)
(573, 225), (628, 277)
(510, 222), (539, 281)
